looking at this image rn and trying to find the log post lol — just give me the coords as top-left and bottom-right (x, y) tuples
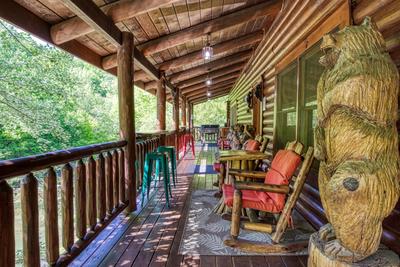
(112, 150), (119, 211)
(231, 189), (242, 239)
(75, 160), (87, 239)
(156, 74), (166, 132)
(182, 98), (187, 128)
(0, 181), (15, 267)
(226, 100), (230, 127)
(44, 167), (59, 264)
(86, 156), (96, 230)
(118, 31), (136, 212)
(105, 152), (113, 215)
(21, 173), (40, 267)
(96, 155), (106, 223)
(62, 163), (74, 252)
(173, 88), (180, 157)
(119, 149), (125, 204)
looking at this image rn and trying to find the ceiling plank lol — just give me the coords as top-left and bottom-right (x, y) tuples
(169, 49), (252, 84)
(159, 30), (263, 72)
(180, 72), (241, 94)
(50, 0), (181, 45)
(102, 30), (263, 71)
(59, 0), (122, 47)
(177, 62), (244, 89)
(190, 90), (230, 103)
(138, 0), (281, 56)
(185, 80), (236, 98)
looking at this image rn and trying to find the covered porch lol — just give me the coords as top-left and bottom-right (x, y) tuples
(0, 0), (400, 266)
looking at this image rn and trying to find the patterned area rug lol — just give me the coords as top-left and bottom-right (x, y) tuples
(178, 190), (315, 256)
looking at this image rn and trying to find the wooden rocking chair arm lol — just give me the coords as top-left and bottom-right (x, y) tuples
(228, 169), (266, 179)
(233, 181), (290, 194)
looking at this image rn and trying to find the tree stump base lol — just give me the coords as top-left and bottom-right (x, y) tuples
(308, 232), (400, 267)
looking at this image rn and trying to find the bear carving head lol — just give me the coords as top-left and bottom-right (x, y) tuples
(319, 17), (386, 69)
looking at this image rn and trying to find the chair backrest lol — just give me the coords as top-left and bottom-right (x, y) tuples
(263, 150), (302, 210)
(285, 140), (304, 155)
(271, 146), (315, 243)
(243, 139), (261, 151)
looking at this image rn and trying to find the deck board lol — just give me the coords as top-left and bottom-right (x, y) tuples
(71, 142), (308, 267)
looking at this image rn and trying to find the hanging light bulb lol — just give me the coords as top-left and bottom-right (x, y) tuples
(202, 33), (213, 60)
(205, 70), (212, 86)
(207, 91), (211, 97)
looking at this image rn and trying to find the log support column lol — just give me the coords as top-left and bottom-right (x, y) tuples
(182, 98), (187, 128)
(118, 32), (136, 212)
(156, 75), (166, 145)
(173, 88), (180, 158)
(226, 100), (231, 127)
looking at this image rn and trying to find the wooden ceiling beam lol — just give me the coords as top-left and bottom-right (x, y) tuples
(51, 0), (181, 45)
(102, 30), (263, 71)
(168, 84), (233, 102)
(177, 63), (244, 89)
(168, 49), (252, 84)
(186, 87), (234, 102)
(190, 90), (231, 103)
(185, 80), (236, 98)
(180, 72), (241, 94)
(138, 0), (281, 56)
(159, 31), (263, 72)
(59, 0), (176, 93)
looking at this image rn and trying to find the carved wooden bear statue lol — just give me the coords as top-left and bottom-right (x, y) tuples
(314, 17), (400, 263)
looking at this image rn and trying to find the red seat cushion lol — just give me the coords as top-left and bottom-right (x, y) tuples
(244, 140), (260, 151)
(223, 184), (281, 213)
(213, 163), (221, 172)
(222, 149), (301, 213)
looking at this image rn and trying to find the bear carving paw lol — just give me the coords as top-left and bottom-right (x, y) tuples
(324, 239), (361, 263)
(319, 223), (335, 241)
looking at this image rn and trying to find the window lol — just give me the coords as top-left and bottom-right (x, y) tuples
(275, 43), (324, 151)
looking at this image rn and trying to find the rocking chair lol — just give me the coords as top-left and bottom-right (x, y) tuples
(223, 144), (314, 253)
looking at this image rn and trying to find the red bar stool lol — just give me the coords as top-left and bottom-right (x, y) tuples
(183, 133), (195, 156)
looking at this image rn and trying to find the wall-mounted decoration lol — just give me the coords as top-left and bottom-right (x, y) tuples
(245, 91), (253, 110)
(254, 83), (263, 102)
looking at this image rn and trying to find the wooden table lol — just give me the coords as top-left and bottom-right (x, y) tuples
(213, 150), (269, 220)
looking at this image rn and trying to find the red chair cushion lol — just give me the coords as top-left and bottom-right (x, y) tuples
(244, 140), (260, 151)
(223, 184), (281, 213)
(213, 163), (221, 172)
(263, 150), (301, 210)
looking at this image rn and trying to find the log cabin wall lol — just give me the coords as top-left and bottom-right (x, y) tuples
(228, 0), (400, 254)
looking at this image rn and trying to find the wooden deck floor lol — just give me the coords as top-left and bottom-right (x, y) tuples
(70, 143), (308, 267)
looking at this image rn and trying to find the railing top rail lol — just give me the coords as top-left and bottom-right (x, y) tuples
(0, 140), (127, 181)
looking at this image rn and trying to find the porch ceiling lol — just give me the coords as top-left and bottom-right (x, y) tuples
(5, 0), (282, 102)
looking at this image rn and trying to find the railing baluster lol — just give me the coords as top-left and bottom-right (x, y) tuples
(0, 180), (15, 267)
(21, 173), (40, 267)
(105, 152), (113, 215)
(86, 157), (96, 230)
(44, 167), (59, 264)
(62, 164), (74, 252)
(75, 160), (86, 239)
(119, 149), (125, 204)
(96, 154), (106, 222)
(112, 150), (119, 211)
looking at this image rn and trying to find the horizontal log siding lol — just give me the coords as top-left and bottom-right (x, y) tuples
(228, 0), (400, 254)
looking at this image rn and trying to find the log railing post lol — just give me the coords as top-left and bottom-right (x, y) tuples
(86, 156), (97, 231)
(105, 152), (113, 215)
(21, 173), (40, 267)
(75, 160), (87, 239)
(119, 149), (125, 204)
(44, 167), (59, 264)
(96, 154), (106, 223)
(0, 180), (15, 267)
(62, 163), (74, 252)
(118, 31), (136, 212)
(112, 150), (119, 211)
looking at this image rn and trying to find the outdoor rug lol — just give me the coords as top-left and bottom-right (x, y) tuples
(193, 164), (218, 174)
(178, 190), (315, 256)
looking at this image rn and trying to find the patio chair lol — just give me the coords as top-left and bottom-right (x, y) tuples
(223, 144), (314, 253)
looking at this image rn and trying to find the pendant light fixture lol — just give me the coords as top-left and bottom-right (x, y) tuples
(202, 33), (213, 61)
(205, 69), (212, 86)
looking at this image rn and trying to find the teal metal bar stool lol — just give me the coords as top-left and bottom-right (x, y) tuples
(141, 152), (172, 207)
(156, 146), (177, 187)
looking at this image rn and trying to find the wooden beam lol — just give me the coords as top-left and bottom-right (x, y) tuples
(138, 0), (281, 56)
(181, 97), (187, 127)
(156, 77), (166, 131)
(102, 30), (263, 71)
(58, 0), (122, 47)
(180, 71), (241, 94)
(169, 50), (252, 84)
(118, 32), (136, 212)
(177, 63), (244, 89)
(51, 0), (181, 45)
(186, 83), (235, 98)
(191, 90), (231, 104)
(182, 78), (238, 96)
(159, 31), (264, 72)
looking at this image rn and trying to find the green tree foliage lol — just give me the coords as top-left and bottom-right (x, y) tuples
(193, 96), (227, 126)
(0, 21), (227, 160)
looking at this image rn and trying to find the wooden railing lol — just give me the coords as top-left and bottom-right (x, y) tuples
(0, 136), (162, 267)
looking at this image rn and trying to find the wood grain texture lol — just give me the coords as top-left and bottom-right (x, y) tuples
(21, 173), (40, 267)
(0, 181), (15, 267)
(44, 167), (59, 264)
